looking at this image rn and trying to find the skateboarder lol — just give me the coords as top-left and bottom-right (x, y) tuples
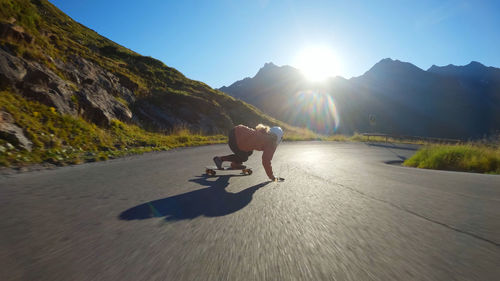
(213, 124), (284, 181)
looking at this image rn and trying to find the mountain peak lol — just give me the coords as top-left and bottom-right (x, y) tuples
(369, 58), (396, 68)
(263, 62), (277, 68)
(254, 62), (286, 78)
(258, 62), (279, 72)
(428, 64), (439, 71)
(379, 57), (395, 63)
(364, 58), (424, 77)
(466, 61), (486, 69)
(376, 58), (418, 66)
(371, 58), (421, 68)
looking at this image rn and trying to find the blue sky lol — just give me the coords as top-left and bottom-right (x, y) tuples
(51, 0), (500, 88)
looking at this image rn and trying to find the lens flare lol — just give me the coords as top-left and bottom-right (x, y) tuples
(284, 90), (340, 134)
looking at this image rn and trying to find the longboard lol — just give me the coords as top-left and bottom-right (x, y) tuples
(205, 165), (253, 176)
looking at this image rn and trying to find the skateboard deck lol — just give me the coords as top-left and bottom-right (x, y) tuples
(205, 165), (252, 176)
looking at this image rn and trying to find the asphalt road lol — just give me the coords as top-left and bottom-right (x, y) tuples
(0, 142), (499, 281)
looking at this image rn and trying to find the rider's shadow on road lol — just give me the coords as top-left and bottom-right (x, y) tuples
(119, 175), (269, 222)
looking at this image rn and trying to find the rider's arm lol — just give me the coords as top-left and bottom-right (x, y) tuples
(262, 145), (276, 180)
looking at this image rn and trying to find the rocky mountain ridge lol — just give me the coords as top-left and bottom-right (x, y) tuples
(220, 59), (500, 139)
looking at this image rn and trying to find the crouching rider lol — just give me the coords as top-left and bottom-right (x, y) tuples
(213, 124), (284, 181)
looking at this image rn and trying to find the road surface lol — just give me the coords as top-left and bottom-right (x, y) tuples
(1, 142), (499, 281)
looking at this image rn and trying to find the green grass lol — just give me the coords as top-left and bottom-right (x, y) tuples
(0, 0), (286, 131)
(0, 90), (226, 168)
(4, 89), (499, 175)
(403, 144), (500, 174)
(0, 0), (322, 168)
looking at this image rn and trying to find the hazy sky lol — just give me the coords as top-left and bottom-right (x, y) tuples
(51, 0), (500, 88)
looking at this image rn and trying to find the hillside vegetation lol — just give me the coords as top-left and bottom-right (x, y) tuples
(0, 90), (227, 167)
(0, 0), (280, 130)
(404, 143), (500, 175)
(0, 0), (315, 168)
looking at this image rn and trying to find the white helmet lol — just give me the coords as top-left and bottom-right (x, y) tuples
(269, 126), (284, 144)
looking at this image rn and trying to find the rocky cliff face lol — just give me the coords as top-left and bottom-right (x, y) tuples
(0, 0), (277, 146)
(0, 110), (32, 151)
(1, 46), (133, 126)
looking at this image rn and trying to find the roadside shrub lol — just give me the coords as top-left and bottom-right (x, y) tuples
(404, 144), (500, 174)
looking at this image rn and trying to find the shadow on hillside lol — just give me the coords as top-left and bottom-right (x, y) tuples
(119, 175), (270, 221)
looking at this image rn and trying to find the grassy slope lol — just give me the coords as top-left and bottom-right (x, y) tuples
(0, 0), (317, 167)
(0, 90), (226, 167)
(0, 0), (291, 129)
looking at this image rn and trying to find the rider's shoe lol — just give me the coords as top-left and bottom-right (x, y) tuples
(213, 156), (223, 169)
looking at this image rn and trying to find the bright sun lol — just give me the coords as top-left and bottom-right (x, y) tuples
(294, 46), (338, 81)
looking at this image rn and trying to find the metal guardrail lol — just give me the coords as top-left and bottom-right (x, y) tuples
(361, 133), (462, 144)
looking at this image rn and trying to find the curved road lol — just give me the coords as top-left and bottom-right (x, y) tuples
(1, 142), (499, 280)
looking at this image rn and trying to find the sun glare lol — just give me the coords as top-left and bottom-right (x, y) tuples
(285, 91), (340, 134)
(294, 46), (339, 81)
